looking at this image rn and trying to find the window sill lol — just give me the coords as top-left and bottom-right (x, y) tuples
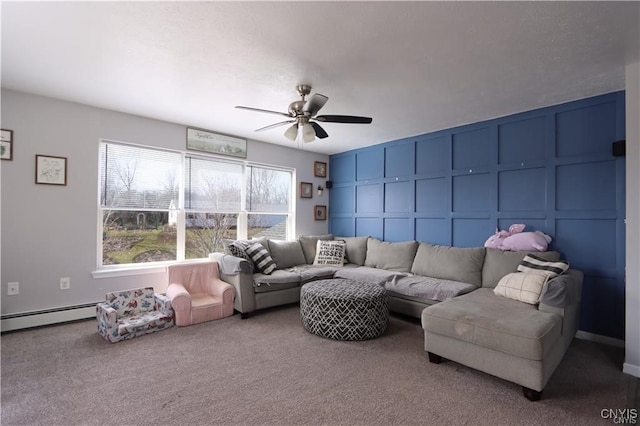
(92, 259), (211, 279)
(92, 264), (169, 279)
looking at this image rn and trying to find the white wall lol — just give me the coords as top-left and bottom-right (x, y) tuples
(624, 61), (640, 378)
(0, 89), (329, 316)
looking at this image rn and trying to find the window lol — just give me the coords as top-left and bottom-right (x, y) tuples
(246, 165), (291, 240)
(98, 141), (294, 268)
(184, 156), (243, 259)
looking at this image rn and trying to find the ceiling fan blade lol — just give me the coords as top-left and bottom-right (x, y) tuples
(235, 105), (291, 118)
(311, 122), (329, 139)
(255, 120), (295, 132)
(315, 115), (373, 124)
(303, 94), (328, 116)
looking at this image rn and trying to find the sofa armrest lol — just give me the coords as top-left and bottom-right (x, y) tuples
(539, 269), (583, 310)
(209, 252), (255, 314)
(207, 277), (235, 299)
(153, 292), (174, 317)
(96, 302), (117, 327)
(539, 269), (583, 343)
(216, 279), (236, 316)
(209, 252), (252, 275)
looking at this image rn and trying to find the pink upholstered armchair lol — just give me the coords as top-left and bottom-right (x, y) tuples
(166, 261), (236, 326)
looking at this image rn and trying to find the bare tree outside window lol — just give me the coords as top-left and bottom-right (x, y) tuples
(100, 143), (180, 265)
(186, 213), (238, 258)
(246, 166), (291, 239)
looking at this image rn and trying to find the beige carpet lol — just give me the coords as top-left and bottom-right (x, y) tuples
(0, 305), (632, 425)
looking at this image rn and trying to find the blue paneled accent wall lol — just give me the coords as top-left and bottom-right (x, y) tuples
(329, 92), (626, 339)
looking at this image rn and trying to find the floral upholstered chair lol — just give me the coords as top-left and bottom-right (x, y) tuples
(96, 287), (174, 343)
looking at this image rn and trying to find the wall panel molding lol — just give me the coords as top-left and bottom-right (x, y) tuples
(330, 91), (626, 339)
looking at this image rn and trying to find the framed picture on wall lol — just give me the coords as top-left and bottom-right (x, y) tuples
(186, 127), (247, 158)
(35, 155), (67, 185)
(300, 182), (313, 198)
(314, 161), (327, 177)
(1, 129), (13, 161)
(314, 205), (327, 221)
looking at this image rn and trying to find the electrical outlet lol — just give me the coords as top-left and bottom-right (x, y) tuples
(8, 282), (19, 295)
(60, 277), (70, 290)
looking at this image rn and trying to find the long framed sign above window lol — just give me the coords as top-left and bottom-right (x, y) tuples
(186, 127), (247, 159)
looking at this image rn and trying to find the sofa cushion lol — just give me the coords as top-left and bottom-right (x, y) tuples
(411, 243), (485, 287)
(245, 243), (276, 274)
(299, 234), (334, 264)
(421, 288), (562, 361)
(106, 287), (155, 316)
(253, 270), (300, 293)
(117, 310), (172, 335)
(365, 238), (418, 272)
(334, 266), (407, 287)
(386, 276), (477, 302)
(493, 272), (548, 305)
(335, 236), (369, 266)
(384, 291), (440, 307)
(313, 240), (346, 266)
(517, 254), (569, 278)
(290, 265), (339, 283)
(268, 239), (306, 269)
(482, 248), (560, 288)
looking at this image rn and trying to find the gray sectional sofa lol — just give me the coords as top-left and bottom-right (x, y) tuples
(210, 234), (582, 400)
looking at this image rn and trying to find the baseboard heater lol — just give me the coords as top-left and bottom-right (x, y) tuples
(1, 302), (98, 333)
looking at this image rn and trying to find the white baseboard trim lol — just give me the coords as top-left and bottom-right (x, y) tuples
(575, 330), (625, 348)
(623, 363), (640, 378)
(1, 303), (97, 332)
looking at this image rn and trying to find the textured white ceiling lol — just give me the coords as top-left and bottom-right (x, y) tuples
(2, 1), (639, 155)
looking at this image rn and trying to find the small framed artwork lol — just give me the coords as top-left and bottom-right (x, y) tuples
(300, 182), (313, 198)
(35, 155), (67, 186)
(187, 127), (247, 158)
(314, 161), (327, 177)
(314, 205), (327, 221)
(1, 129), (13, 161)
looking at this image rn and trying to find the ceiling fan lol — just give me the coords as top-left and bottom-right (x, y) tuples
(235, 84), (372, 143)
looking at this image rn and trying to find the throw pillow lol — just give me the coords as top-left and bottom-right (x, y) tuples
(227, 240), (255, 270)
(481, 248), (560, 289)
(517, 254), (569, 278)
(493, 272), (548, 305)
(313, 240), (346, 266)
(245, 243), (276, 275)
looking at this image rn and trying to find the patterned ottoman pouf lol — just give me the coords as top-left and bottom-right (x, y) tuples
(300, 278), (389, 341)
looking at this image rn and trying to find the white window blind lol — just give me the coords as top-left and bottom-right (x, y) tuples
(184, 156), (243, 212)
(246, 165), (291, 213)
(99, 143), (180, 210)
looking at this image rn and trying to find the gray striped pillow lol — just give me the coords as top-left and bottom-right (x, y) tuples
(227, 240), (255, 271)
(517, 254), (569, 278)
(245, 243), (276, 275)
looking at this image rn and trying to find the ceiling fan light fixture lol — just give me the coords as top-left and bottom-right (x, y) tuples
(237, 85), (373, 144)
(284, 123), (298, 141)
(302, 122), (315, 143)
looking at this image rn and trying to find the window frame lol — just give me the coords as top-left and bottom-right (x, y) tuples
(96, 139), (295, 271)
